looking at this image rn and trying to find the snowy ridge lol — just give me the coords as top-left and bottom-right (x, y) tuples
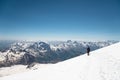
(0, 42), (120, 80)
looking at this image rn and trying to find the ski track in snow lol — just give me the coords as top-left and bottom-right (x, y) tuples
(0, 42), (120, 80)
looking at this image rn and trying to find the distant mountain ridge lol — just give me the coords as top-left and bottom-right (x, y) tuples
(0, 40), (119, 67)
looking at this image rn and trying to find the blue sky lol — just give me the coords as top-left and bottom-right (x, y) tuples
(0, 0), (120, 41)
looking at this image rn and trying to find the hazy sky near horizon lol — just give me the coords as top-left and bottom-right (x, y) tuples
(0, 0), (120, 41)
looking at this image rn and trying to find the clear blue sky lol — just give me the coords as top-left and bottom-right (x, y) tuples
(0, 0), (120, 41)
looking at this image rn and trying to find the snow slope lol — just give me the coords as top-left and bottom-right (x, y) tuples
(0, 42), (120, 80)
(0, 64), (51, 77)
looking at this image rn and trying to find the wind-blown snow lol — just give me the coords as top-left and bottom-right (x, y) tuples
(0, 42), (120, 80)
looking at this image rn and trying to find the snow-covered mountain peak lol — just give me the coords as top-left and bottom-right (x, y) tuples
(0, 42), (120, 80)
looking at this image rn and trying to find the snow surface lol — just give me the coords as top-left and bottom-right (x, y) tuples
(0, 65), (28, 77)
(0, 64), (50, 77)
(0, 42), (120, 80)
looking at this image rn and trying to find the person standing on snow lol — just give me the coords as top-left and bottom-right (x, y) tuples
(87, 46), (90, 56)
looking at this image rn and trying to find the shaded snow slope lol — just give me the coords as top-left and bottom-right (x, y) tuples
(0, 42), (120, 80)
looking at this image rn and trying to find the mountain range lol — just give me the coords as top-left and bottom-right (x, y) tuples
(0, 40), (118, 67)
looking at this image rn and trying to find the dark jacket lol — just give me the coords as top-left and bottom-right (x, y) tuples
(87, 47), (90, 53)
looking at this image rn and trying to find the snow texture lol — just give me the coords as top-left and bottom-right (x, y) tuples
(0, 42), (120, 80)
